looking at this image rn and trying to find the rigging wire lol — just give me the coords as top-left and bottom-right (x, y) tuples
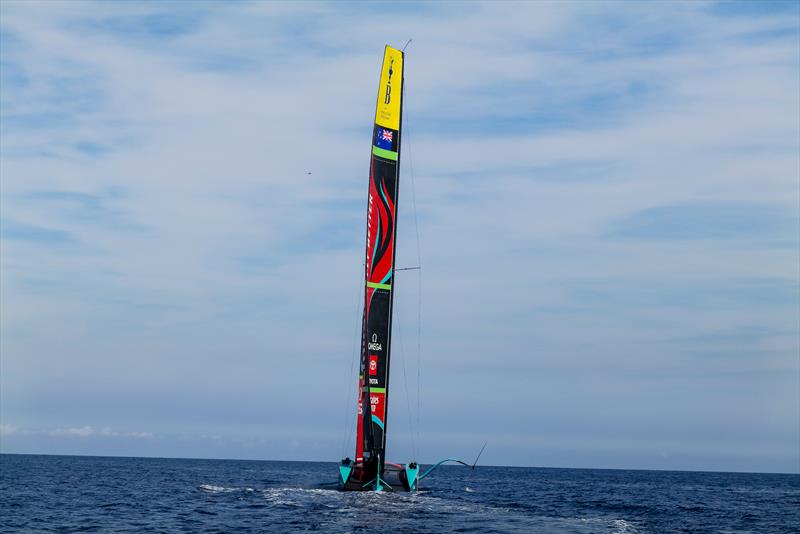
(340, 257), (364, 458)
(389, 45), (422, 462)
(402, 62), (424, 457)
(393, 289), (417, 460)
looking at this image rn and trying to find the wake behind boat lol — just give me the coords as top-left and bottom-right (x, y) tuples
(336, 44), (475, 493)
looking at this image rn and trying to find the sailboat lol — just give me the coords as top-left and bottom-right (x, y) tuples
(337, 44), (476, 493)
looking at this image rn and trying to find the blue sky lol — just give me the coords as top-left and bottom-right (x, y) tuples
(1, 1), (798, 473)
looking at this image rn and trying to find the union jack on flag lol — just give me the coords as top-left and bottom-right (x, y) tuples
(374, 127), (395, 150)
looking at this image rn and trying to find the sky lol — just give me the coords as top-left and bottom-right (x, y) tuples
(1, 0), (798, 474)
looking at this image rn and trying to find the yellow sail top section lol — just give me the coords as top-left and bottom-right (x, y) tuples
(374, 45), (403, 131)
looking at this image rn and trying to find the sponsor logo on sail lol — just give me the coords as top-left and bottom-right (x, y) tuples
(375, 47), (401, 130)
(368, 333), (382, 351)
(384, 58), (394, 104)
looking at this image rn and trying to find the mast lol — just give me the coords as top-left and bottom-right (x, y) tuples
(355, 45), (404, 472)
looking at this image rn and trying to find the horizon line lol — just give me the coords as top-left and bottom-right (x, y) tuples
(1, 452), (797, 476)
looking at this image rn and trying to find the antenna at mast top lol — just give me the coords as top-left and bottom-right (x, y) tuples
(402, 39), (412, 52)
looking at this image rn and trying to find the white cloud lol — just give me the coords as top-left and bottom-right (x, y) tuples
(51, 426), (95, 437)
(99, 427), (153, 438)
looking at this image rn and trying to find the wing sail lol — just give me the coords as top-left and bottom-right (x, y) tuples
(356, 45), (404, 466)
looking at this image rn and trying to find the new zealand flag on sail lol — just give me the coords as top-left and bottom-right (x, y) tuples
(374, 126), (397, 152)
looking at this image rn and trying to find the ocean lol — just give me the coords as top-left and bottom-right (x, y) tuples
(1, 454), (797, 532)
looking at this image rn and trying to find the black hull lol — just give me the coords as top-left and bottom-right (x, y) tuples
(338, 462), (416, 492)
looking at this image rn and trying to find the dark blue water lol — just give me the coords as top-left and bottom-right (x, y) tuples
(1, 454), (797, 532)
